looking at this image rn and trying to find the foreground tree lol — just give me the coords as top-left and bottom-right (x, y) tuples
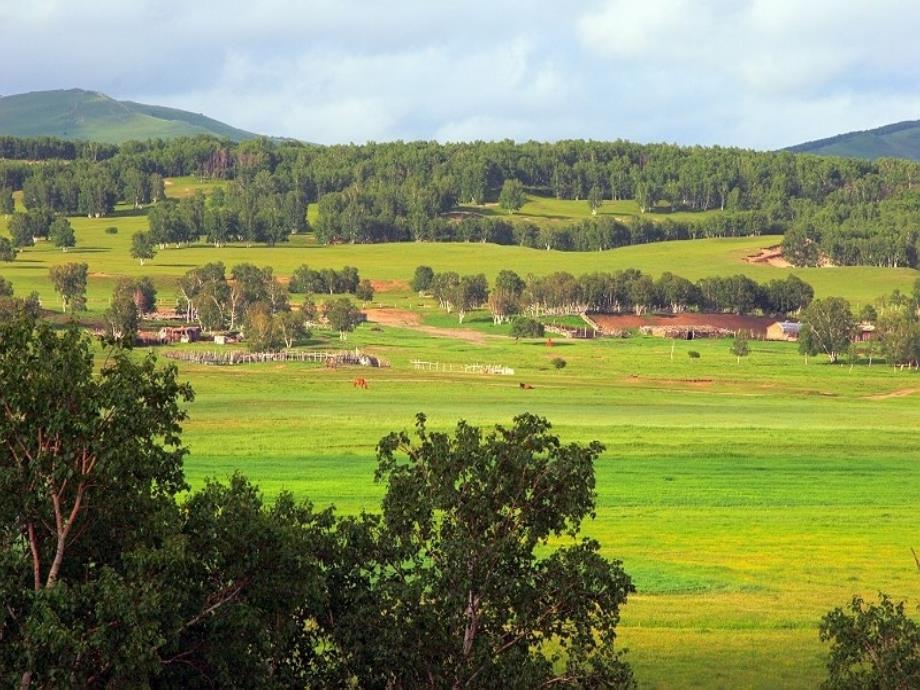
(325, 414), (636, 688)
(0, 316), (191, 687)
(0, 317), (336, 687)
(48, 262), (88, 313)
(0, 279), (41, 322)
(820, 594), (920, 689)
(799, 297), (855, 363)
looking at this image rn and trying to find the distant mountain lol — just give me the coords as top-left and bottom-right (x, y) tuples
(0, 89), (257, 143)
(786, 120), (920, 160)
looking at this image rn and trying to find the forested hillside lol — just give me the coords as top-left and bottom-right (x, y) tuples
(1, 135), (919, 266)
(787, 120), (920, 161)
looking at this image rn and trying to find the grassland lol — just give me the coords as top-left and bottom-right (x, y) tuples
(173, 326), (920, 689)
(456, 193), (725, 225)
(3, 185), (920, 688)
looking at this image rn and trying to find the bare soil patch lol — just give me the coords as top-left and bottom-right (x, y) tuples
(745, 245), (792, 268)
(369, 279), (410, 293)
(592, 313), (777, 336)
(363, 308), (485, 344)
(364, 308), (422, 327)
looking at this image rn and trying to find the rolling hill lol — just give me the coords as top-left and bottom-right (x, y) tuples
(786, 119), (920, 160)
(0, 89), (257, 143)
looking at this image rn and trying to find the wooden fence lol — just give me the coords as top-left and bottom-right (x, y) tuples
(163, 349), (389, 367)
(411, 360), (515, 376)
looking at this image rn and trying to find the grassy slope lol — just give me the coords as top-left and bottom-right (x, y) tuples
(457, 194), (724, 225)
(0, 89), (256, 143)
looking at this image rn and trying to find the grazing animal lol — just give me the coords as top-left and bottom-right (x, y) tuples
(519, 382), (534, 390)
(353, 377), (368, 389)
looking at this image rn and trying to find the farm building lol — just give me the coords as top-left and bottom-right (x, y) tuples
(765, 321), (801, 341)
(591, 313), (775, 339)
(158, 326), (201, 344)
(854, 322), (876, 342)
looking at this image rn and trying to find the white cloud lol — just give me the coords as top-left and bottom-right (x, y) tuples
(0, 0), (918, 148)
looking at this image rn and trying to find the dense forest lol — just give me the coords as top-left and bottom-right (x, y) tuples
(1, 135), (919, 265)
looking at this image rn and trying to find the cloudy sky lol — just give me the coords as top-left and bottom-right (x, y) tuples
(2, 0), (919, 148)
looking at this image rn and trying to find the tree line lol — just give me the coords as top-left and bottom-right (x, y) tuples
(3, 135), (920, 263)
(412, 265), (815, 323)
(782, 190), (920, 268)
(798, 282), (920, 366)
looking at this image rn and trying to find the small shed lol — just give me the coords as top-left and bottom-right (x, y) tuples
(854, 322), (876, 342)
(766, 321), (801, 341)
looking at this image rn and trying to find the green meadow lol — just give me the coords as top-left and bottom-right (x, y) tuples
(174, 328), (920, 689)
(457, 193), (725, 225)
(3, 184), (920, 688)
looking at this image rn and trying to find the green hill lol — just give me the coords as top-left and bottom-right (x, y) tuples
(0, 88), (257, 143)
(786, 120), (920, 160)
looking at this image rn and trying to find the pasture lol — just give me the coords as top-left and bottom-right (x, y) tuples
(456, 193), (727, 225)
(172, 325), (920, 689)
(3, 186), (920, 687)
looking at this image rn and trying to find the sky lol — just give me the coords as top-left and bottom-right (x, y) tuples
(2, 0), (919, 149)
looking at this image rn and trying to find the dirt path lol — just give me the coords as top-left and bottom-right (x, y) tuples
(363, 308), (486, 344)
(865, 388), (918, 401)
(369, 279), (410, 293)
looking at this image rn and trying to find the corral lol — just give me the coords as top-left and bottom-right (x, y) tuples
(590, 312), (777, 338)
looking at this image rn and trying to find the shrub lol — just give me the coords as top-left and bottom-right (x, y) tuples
(551, 357), (567, 370)
(105, 226), (118, 235)
(688, 350), (701, 359)
(510, 317), (545, 338)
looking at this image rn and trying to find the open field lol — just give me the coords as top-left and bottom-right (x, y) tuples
(165, 325), (920, 689)
(455, 193), (726, 225)
(3, 189), (920, 687)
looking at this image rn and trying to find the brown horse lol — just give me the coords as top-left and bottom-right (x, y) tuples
(353, 377), (368, 389)
(519, 382), (534, 390)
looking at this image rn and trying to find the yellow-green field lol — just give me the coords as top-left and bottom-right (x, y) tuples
(457, 194), (725, 225)
(3, 185), (920, 688)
